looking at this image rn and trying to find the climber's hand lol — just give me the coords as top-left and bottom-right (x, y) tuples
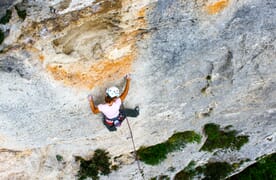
(88, 94), (93, 101)
(125, 74), (131, 80)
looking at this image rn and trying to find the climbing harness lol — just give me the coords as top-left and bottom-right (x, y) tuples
(122, 103), (145, 179)
(104, 110), (126, 127)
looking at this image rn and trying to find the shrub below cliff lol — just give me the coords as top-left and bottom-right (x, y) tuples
(137, 131), (201, 165)
(228, 153), (276, 180)
(201, 123), (249, 152)
(76, 149), (112, 180)
(174, 161), (233, 180)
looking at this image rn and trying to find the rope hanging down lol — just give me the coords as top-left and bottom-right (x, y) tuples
(122, 103), (145, 179)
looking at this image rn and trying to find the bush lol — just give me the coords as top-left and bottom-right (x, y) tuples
(167, 131), (201, 151)
(15, 5), (27, 20)
(0, 10), (12, 24)
(201, 162), (233, 180)
(228, 153), (276, 180)
(0, 29), (4, 45)
(77, 149), (112, 180)
(200, 123), (249, 152)
(174, 161), (197, 180)
(137, 131), (201, 165)
(174, 161), (233, 180)
(137, 143), (169, 165)
(56, 154), (63, 162)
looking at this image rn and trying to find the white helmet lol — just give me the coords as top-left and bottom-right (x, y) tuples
(106, 86), (120, 98)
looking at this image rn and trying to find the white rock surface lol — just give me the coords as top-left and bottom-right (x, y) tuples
(0, 0), (275, 179)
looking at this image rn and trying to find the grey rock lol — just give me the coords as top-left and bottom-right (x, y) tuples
(0, 56), (32, 79)
(0, 0), (275, 179)
(0, 0), (16, 17)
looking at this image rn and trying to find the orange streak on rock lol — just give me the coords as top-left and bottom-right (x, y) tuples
(116, 31), (140, 47)
(138, 7), (146, 18)
(45, 3), (150, 89)
(47, 30), (137, 89)
(137, 7), (147, 30)
(206, 0), (229, 14)
(137, 6), (147, 23)
(47, 54), (134, 89)
(38, 54), (45, 62)
(24, 47), (47, 63)
(46, 65), (69, 81)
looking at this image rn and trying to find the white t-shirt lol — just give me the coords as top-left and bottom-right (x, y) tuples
(98, 98), (122, 119)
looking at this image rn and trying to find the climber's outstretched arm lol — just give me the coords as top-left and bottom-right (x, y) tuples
(120, 75), (131, 101)
(88, 95), (100, 114)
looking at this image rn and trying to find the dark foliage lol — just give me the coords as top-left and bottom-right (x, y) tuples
(56, 154), (63, 162)
(0, 29), (4, 45)
(228, 153), (276, 180)
(174, 161), (233, 180)
(174, 161), (197, 180)
(201, 123), (249, 152)
(77, 149), (111, 180)
(201, 162), (233, 180)
(0, 10), (12, 24)
(137, 131), (201, 165)
(15, 5), (27, 20)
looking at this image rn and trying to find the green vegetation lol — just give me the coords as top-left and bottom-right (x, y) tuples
(56, 154), (63, 162)
(0, 29), (4, 45)
(174, 153), (275, 180)
(15, 5), (27, 20)
(200, 123), (249, 152)
(198, 162), (233, 180)
(174, 161), (197, 180)
(228, 153), (276, 180)
(0, 10), (12, 24)
(174, 161), (233, 180)
(167, 131), (201, 150)
(138, 143), (167, 165)
(159, 175), (170, 180)
(137, 131), (201, 165)
(151, 175), (170, 180)
(77, 149), (112, 180)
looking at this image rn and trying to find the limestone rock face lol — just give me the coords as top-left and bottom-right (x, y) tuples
(0, 0), (16, 17)
(0, 0), (275, 179)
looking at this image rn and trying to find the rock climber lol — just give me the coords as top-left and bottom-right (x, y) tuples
(88, 74), (139, 131)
